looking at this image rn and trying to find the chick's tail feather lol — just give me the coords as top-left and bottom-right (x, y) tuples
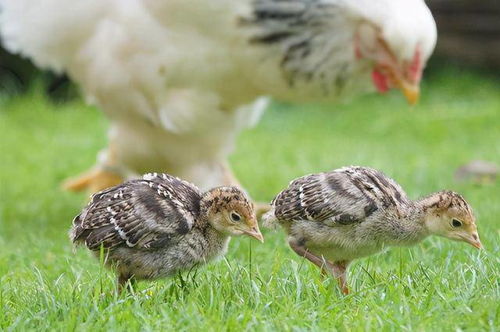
(261, 208), (279, 230)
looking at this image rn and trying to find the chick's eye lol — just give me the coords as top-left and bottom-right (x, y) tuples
(230, 212), (241, 222)
(452, 219), (462, 227)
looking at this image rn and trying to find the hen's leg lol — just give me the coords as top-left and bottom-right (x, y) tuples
(221, 162), (270, 218)
(255, 203), (272, 220)
(63, 167), (123, 193)
(63, 143), (124, 193)
(221, 162), (242, 187)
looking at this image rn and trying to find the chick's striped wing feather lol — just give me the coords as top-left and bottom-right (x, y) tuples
(272, 170), (381, 225)
(71, 174), (201, 250)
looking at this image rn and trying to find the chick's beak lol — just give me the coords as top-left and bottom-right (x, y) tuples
(462, 233), (482, 249)
(243, 223), (264, 243)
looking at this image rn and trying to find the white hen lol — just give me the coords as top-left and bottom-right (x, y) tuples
(0, 0), (436, 192)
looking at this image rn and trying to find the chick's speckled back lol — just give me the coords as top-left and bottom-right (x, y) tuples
(271, 166), (410, 226)
(71, 173), (202, 250)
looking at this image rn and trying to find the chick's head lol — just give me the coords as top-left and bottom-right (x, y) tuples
(201, 187), (263, 242)
(423, 191), (481, 249)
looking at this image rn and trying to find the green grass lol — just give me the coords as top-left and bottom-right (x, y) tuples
(1, 67), (499, 331)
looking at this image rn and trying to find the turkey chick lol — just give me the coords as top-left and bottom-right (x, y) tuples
(70, 172), (263, 291)
(263, 166), (481, 294)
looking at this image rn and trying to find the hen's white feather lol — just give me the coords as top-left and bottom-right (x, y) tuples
(0, 0), (436, 189)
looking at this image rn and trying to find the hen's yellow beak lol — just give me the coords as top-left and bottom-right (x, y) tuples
(396, 78), (420, 105)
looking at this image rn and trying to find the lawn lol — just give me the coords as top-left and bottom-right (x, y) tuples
(0, 67), (499, 331)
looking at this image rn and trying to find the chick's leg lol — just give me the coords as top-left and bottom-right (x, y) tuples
(288, 240), (332, 275)
(331, 261), (350, 295)
(289, 240), (350, 294)
(117, 273), (136, 294)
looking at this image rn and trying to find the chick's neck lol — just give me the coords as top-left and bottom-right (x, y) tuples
(383, 200), (431, 246)
(401, 192), (449, 242)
